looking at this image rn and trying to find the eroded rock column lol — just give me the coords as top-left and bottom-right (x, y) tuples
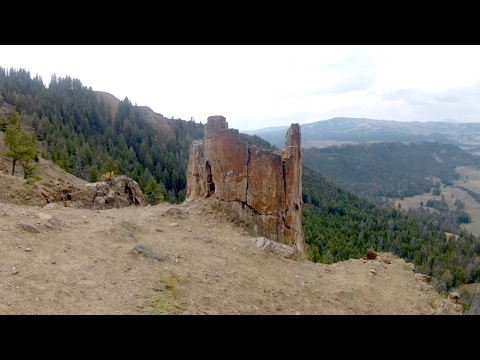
(186, 115), (306, 257)
(282, 124), (305, 254)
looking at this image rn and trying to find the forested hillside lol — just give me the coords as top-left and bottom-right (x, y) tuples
(303, 141), (480, 202)
(302, 165), (480, 291)
(0, 67), (206, 203)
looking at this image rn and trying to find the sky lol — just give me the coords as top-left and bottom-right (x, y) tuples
(2, 45), (480, 131)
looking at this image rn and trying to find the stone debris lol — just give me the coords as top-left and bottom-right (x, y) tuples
(1, 206), (9, 216)
(251, 237), (294, 258)
(380, 257), (392, 264)
(47, 215), (62, 230)
(18, 222), (40, 233)
(131, 244), (167, 261)
(165, 207), (183, 215)
(37, 212), (52, 220)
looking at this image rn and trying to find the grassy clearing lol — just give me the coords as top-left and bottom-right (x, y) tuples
(392, 166), (480, 237)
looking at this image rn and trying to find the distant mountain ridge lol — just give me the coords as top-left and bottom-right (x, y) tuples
(244, 125), (289, 134)
(244, 117), (480, 153)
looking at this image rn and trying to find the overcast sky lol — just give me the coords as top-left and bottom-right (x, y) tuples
(2, 45), (480, 131)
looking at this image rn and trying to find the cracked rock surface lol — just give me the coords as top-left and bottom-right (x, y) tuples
(186, 116), (305, 256)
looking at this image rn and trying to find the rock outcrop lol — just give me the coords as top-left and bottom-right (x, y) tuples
(186, 115), (306, 257)
(71, 175), (146, 210)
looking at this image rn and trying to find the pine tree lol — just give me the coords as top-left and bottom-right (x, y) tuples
(144, 176), (163, 205)
(4, 123), (39, 178)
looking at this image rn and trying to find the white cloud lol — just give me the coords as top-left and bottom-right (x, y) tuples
(2, 45), (480, 130)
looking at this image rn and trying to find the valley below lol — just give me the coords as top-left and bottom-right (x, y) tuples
(394, 166), (480, 237)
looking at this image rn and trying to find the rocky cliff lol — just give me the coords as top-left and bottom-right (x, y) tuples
(186, 115), (306, 257)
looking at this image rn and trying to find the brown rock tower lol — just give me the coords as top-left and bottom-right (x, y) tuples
(186, 115), (306, 257)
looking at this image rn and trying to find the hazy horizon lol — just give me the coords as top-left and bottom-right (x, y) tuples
(2, 45), (480, 131)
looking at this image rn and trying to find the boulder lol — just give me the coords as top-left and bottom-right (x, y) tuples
(18, 222), (40, 233)
(74, 175), (146, 210)
(449, 292), (460, 303)
(131, 244), (167, 261)
(364, 249), (378, 260)
(251, 237), (294, 258)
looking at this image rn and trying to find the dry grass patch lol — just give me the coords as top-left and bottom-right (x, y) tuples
(145, 270), (182, 315)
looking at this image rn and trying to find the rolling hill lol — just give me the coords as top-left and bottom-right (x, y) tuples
(302, 141), (480, 200)
(244, 117), (480, 153)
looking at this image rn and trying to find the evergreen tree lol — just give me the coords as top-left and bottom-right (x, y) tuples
(101, 155), (119, 175)
(88, 165), (100, 182)
(4, 123), (39, 178)
(144, 176), (163, 205)
(0, 115), (7, 132)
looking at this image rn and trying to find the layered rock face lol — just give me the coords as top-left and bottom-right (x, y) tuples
(186, 115), (306, 256)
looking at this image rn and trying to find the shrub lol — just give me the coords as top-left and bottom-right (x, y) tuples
(101, 171), (115, 181)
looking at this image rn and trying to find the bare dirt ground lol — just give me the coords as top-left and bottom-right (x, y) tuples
(0, 136), (462, 315)
(0, 196), (463, 315)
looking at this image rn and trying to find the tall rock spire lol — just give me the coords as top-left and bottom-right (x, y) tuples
(186, 116), (306, 257)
